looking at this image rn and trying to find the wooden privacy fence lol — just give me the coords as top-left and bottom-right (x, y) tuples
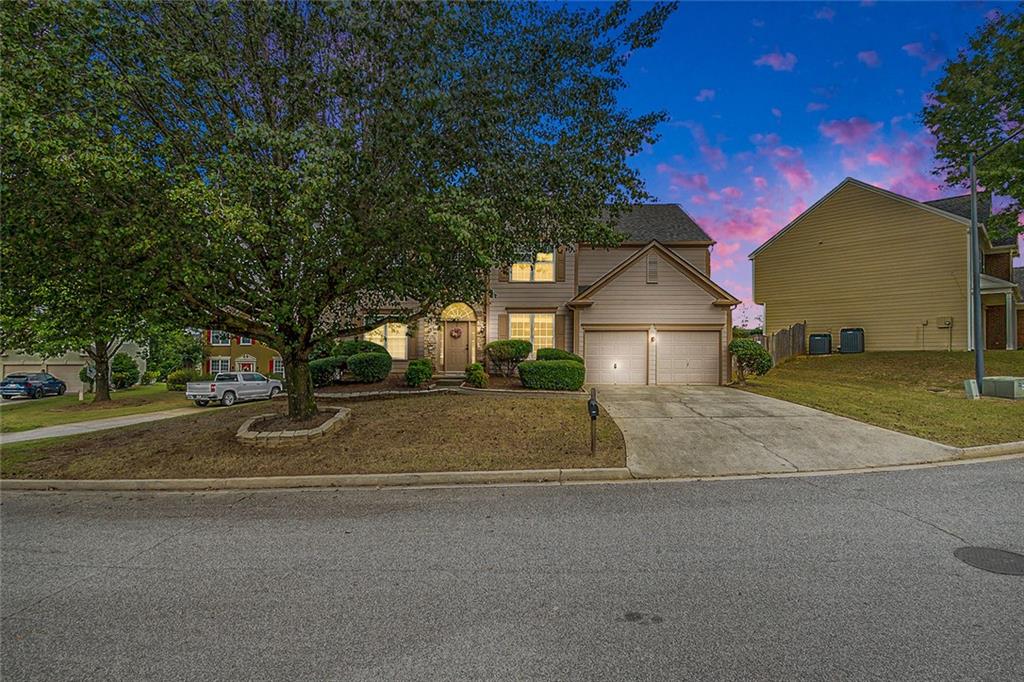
(767, 321), (806, 365)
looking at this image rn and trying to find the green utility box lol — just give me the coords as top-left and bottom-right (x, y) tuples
(981, 376), (1024, 399)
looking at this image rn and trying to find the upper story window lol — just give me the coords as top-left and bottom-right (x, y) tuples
(239, 336), (252, 346)
(646, 254), (658, 284)
(510, 251), (555, 282)
(209, 330), (232, 346)
(364, 322), (408, 360)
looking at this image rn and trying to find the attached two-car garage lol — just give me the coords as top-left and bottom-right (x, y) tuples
(582, 329), (722, 385)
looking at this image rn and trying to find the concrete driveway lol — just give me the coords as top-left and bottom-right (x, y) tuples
(595, 385), (957, 478)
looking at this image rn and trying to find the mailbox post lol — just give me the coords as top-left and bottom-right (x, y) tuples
(587, 388), (599, 455)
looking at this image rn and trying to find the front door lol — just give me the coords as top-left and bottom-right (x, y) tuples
(444, 321), (471, 372)
(238, 361), (255, 372)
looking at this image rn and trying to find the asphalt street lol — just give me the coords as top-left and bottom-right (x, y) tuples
(2, 459), (1022, 680)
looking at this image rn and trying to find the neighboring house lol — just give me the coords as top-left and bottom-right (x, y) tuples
(1015, 267), (1024, 349)
(200, 331), (284, 376)
(750, 177), (1021, 352)
(202, 205), (740, 385)
(0, 343), (148, 392)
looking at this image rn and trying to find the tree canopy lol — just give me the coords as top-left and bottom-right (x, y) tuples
(2, 0), (675, 418)
(923, 7), (1023, 241)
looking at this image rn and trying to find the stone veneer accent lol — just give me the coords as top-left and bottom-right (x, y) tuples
(236, 406), (351, 447)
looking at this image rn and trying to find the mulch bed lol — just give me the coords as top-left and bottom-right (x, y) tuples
(315, 375), (421, 394)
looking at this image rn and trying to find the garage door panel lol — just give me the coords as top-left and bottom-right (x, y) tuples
(2, 364), (42, 378)
(585, 331), (647, 385)
(656, 331), (720, 385)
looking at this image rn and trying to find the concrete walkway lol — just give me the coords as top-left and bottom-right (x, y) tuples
(1, 408), (205, 444)
(595, 385), (957, 478)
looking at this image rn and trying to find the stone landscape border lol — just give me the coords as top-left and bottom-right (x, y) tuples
(236, 406), (351, 447)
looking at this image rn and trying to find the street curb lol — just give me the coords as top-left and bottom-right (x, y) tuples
(956, 440), (1024, 458)
(0, 467), (633, 492)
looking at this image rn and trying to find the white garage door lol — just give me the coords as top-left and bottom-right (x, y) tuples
(585, 331), (647, 384)
(47, 364), (86, 391)
(2, 363), (42, 378)
(655, 331), (720, 385)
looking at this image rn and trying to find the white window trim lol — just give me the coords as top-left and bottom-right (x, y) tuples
(510, 250), (556, 282)
(272, 357), (285, 376)
(508, 312), (556, 356)
(209, 356), (231, 373)
(209, 330), (231, 347)
(646, 254), (658, 284)
(239, 336), (252, 346)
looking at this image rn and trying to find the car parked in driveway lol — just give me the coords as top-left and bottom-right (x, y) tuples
(185, 372), (282, 407)
(0, 372), (67, 400)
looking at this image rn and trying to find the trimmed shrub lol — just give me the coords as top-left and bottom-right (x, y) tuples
(142, 370), (160, 385)
(310, 356), (347, 387)
(484, 339), (532, 377)
(464, 362), (489, 388)
(517, 359), (586, 391)
(334, 339), (389, 358)
(536, 348), (583, 364)
(348, 352), (392, 383)
(110, 352), (140, 389)
(404, 358), (434, 387)
(728, 338), (772, 384)
(79, 365), (95, 392)
(268, 373), (284, 381)
(166, 367), (200, 391)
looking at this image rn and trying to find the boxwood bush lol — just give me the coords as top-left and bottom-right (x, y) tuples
(166, 367), (201, 391)
(404, 358), (434, 387)
(334, 339), (389, 358)
(517, 359), (586, 391)
(536, 348), (583, 364)
(348, 352), (392, 383)
(464, 362), (488, 388)
(310, 356), (347, 387)
(484, 339), (532, 377)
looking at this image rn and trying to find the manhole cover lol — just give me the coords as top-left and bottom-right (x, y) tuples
(954, 547), (1024, 575)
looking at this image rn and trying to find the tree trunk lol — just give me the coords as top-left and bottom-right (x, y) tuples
(93, 344), (112, 402)
(283, 353), (317, 420)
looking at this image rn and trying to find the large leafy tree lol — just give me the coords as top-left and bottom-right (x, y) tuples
(8, 1), (674, 419)
(1, 2), (175, 401)
(924, 7), (1023, 241)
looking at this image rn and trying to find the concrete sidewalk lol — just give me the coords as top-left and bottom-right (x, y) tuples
(1, 408), (205, 444)
(596, 385), (957, 478)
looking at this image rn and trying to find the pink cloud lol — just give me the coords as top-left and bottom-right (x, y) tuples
(699, 205), (780, 242)
(695, 89), (716, 102)
(775, 158), (813, 190)
(819, 117), (883, 145)
(815, 7), (835, 21)
(806, 101), (829, 112)
(656, 163), (710, 192)
(716, 241), (742, 257)
(753, 176), (768, 190)
(754, 52), (798, 72)
(902, 41), (945, 73)
(857, 50), (881, 68)
(682, 121), (728, 170)
(721, 186), (743, 199)
(772, 145), (800, 159)
(750, 132), (780, 146)
(771, 107), (783, 119)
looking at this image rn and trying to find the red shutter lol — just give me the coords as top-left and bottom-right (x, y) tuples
(205, 358), (210, 373)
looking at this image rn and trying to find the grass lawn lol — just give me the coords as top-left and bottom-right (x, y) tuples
(0, 383), (191, 433)
(0, 394), (625, 479)
(739, 351), (1024, 447)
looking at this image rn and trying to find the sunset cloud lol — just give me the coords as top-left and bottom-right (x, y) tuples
(695, 89), (716, 102)
(819, 117), (883, 145)
(754, 52), (798, 72)
(656, 163), (710, 192)
(721, 186), (744, 199)
(815, 7), (835, 22)
(753, 176), (768, 190)
(856, 50), (881, 67)
(806, 101), (829, 112)
(902, 40), (945, 73)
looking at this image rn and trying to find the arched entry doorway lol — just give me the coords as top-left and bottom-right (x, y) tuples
(440, 303), (477, 373)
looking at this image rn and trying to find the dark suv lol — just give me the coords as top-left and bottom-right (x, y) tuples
(0, 372), (67, 400)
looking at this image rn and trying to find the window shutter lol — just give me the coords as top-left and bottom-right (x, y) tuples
(497, 314), (508, 340)
(646, 254), (658, 284)
(555, 248), (566, 282)
(498, 268), (508, 283)
(555, 314), (566, 349)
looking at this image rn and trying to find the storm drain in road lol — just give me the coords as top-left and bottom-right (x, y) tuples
(953, 547), (1024, 576)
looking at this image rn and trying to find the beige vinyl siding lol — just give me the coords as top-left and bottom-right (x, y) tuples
(752, 182), (970, 351)
(487, 251), (575, 350)
(577, 246), (707, 285)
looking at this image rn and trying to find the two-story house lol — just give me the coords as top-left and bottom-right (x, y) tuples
(202, 204), (740, 384)
(750, 177), (1022, 351)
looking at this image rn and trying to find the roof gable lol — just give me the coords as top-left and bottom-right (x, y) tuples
(569, 241), (739, 306)
(604, 204), (713, 243)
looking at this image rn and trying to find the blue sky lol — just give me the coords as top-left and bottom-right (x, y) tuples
(614, 1), (1019, 324)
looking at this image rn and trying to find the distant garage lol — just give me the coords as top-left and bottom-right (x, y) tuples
(582, 328), (722, 385)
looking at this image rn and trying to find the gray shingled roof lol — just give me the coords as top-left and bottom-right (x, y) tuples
(922, 193), (1019, 246)
(608, 204), (712, 243)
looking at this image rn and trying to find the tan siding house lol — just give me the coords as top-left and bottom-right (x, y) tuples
(750, 178), (1020, 352)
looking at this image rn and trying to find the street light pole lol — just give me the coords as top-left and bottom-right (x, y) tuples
(969, 151), (984, 392)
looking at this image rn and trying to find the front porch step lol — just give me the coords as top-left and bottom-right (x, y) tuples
(434, 376), (465, 387)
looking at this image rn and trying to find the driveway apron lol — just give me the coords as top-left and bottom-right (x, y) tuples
(593, 385), (957, 478)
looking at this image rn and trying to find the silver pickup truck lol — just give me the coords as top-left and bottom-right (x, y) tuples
(186, 372), (283, 407)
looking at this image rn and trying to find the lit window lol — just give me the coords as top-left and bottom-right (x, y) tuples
(239, 336), (252, 345)
(364, 322), (408, 360)
(210, 330), (231, 346)
(509, 313), (555, 354)
(272, 357), (284, 376)
(510, 251), (555, 282)
(210, 358), (230, 373)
